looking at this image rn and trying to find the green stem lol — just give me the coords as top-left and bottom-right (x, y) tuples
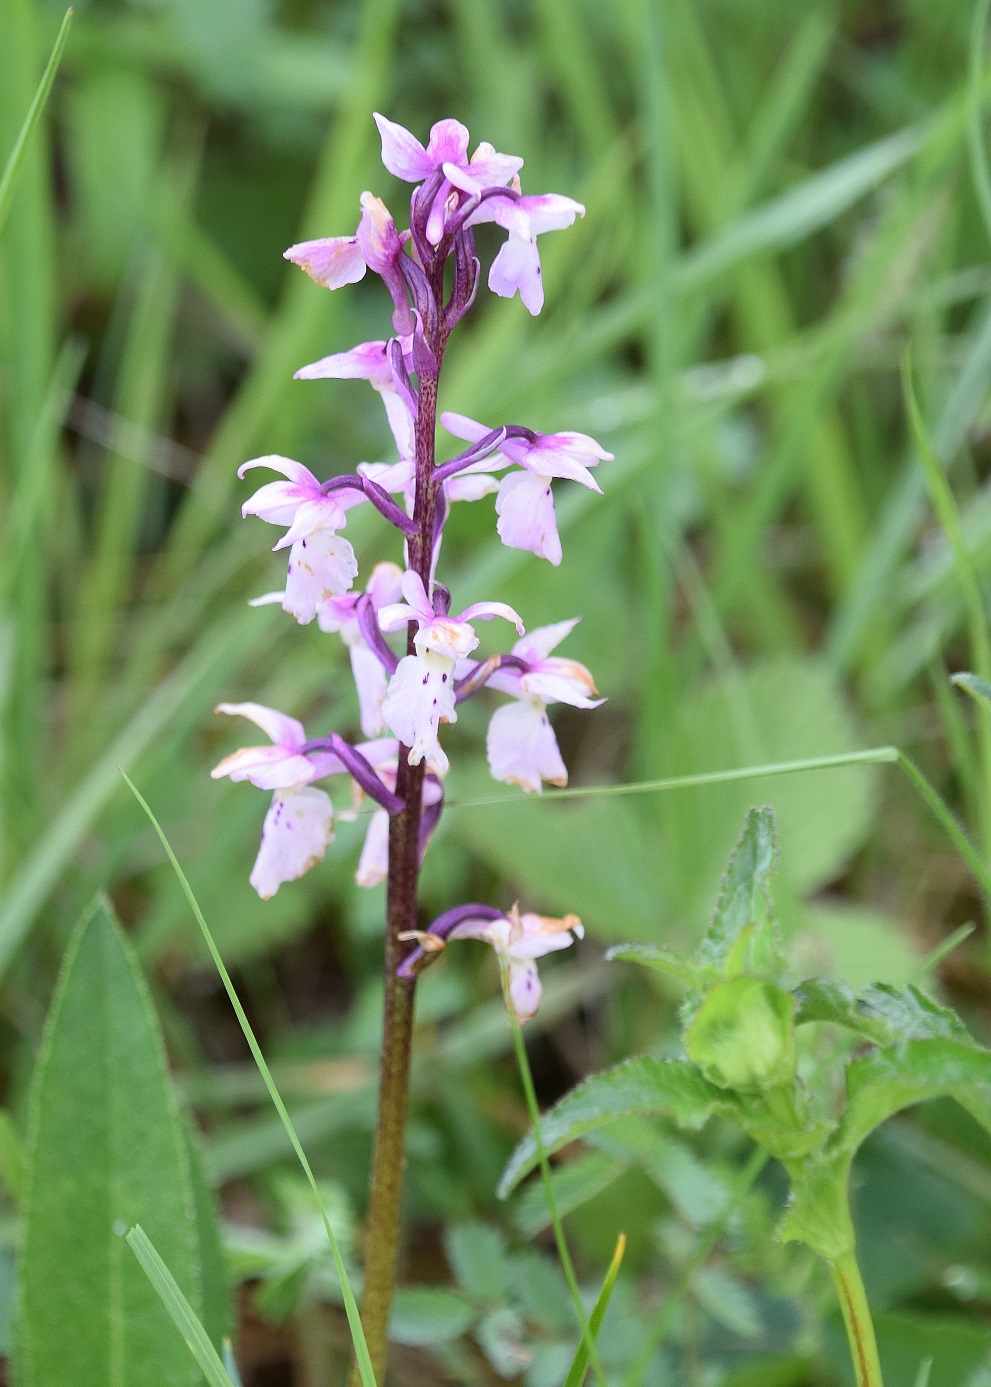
(504, 978), (611, 1387)
(829, 1251), (885, 1387)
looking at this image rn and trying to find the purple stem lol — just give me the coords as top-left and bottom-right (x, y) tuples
(433, 425), (535, 485)
(302, 734), (403, 815)
(455, 652), (528, 703)
(357, 594), (399, 674)
(442, 182), (522, 247)
(397, 902), (505, 979)
(321, 473), (418, 538)
(419, 782), (443, 861)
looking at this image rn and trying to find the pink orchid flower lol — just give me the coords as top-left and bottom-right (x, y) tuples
(316, 562), (405, 738)
(239, 455), (360, 623)
(440, 413), (613, 564)
(378, 571), (524, 777)
(374, 113), (522, 245)
(286, 192), (411, 331)
(461, 184), (585, 314)
(482, 619), (604, 794)
(293, 339), (415, 461)
(399, 903), (584, 1021)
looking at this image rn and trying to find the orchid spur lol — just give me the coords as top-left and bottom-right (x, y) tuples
(213, 111), (610, 1382)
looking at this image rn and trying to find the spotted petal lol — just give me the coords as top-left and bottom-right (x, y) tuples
(249, 787), (335, 899)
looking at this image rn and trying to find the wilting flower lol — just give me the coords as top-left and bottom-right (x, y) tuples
(378, 571), (523, 776)
(239, 456), (360, 622)
(286, 192), (411, 331)
(399, 903), (584, 1021)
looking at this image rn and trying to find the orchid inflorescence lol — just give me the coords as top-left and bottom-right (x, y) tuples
(212, 113), (611, 1019)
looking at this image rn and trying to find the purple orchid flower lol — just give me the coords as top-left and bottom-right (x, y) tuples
(460, 182), (586, 314)
(478, 618), (604, 794)
(440, 413), (613, 564)
(316, 562), (405, 737)
(373, 113), (522, 245)
(293, 339), (415, 461)
(238, 456), (361, 622)
(398, 902), (584, 1021)
(377, 571), (524, 776)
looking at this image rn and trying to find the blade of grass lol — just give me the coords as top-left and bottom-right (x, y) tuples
(122, 770), (377, 1387)
(126, 1226), (235, 1387)
(969, 0), (991, 248)
(562, 1232), (626, 1387)
(0, 6), (72, 236)
(903, 348), (991, 863)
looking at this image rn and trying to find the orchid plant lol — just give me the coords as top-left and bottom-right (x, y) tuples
(211, 113), (608, 1381)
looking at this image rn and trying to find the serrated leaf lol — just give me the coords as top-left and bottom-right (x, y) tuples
(855, 984), (977, 1044)
(697, 807), (780, 977)
(604, 943), (708, 990)
(498, 1057), (725, 1198)
(19, 900), (200, 1387)
(792, 979), (893, 1042)
(444, 1223), (510, 1304)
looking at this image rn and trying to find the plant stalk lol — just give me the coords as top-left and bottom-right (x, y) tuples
(829, 1251), (884, 1387)
(349, 256), (448, 1386)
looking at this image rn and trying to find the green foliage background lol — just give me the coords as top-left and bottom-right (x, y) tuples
(5, 0), (991, 1382)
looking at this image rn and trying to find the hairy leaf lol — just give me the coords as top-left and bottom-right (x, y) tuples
(498, 1057), (725, 1198)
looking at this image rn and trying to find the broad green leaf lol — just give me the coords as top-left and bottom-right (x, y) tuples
(855, 985), (977, 1045)
(662, 659), (876, 928)
(388, 1287), (476, 1347)
(686, 977), (796, 1091)
(698, 806), (779, 975)
(18, 900), (200, 1387)
(498, 1057), (725, 1197)
(841, 1040), (991, 1155)
(444, 1222), (511, 1304)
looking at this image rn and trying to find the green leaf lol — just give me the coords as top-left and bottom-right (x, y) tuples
(125, 1227), (234, 1387)
(686, 977), (796, 1091)
(511, 1149), (629, 1238)
(604, 943), (708, 990)
(388, 1287), (476, 1347)
(498, 1057), (725, 1198)
(698, 807), (779, 975)
(444, 1222), (511, 1304)
(18, 899), (200, 1387)
(952, 671), (991, 707)
(793, 977), (891, 1040)
(855, 984), (977, 1045)
(184, 1129), (232, 1349)
(841, 1039), (991, 1154)
(0, 9), (72, 237)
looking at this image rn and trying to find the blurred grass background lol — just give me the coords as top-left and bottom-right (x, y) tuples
(8, 0), (991, 1382)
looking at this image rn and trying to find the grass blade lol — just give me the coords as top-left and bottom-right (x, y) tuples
(121, 770), (377, 1387)
(126, 1226), (235, 1387)
(0, 7), (72, 237)
(561, 1232), (627, 1387)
